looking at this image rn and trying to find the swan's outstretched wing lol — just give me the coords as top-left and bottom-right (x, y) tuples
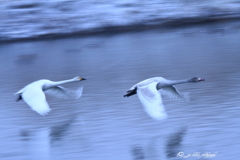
(137, 82), (168, 120)
(44, 86), (83, 99)
(22, 88), (51, 116)
(160, 85), (183, 100)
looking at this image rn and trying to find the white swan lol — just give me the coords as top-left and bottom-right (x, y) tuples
(124, 77), (205, 120)
(15, 76), (86, 116)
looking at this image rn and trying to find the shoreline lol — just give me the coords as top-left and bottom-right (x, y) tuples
(1, 0), (240, 43)
(1, 18), (240, 44)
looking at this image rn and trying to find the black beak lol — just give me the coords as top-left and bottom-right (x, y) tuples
(81, 78), (86, 81)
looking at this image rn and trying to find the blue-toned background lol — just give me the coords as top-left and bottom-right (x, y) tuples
(0, 1), (240, 160)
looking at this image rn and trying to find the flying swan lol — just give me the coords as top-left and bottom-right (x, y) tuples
(124, 77), (205, 120)
(15, 76), (86, 116)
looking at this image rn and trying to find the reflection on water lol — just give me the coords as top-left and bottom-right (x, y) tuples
(50, 116), (76, 143)
(166, 127), (187, 158)
(131, 146), (145, 160)
(0, 21), (240, 160)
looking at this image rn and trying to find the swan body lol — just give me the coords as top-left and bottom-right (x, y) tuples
(15, 76), (86, 116)
(124, 77), (205, 120)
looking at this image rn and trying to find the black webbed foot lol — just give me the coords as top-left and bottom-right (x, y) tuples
(124, 88), (137, 97)
(16, 95), (22, 102)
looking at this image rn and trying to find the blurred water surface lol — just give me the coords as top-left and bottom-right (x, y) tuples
(0, 21), (240, 160)
(0, 0), (240, 41)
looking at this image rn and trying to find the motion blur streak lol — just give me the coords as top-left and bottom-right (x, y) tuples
(0, 20), (239, 159)
(0, 0), (240, 41)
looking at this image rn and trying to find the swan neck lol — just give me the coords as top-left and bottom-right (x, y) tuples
(157, 79), (189, 89)
(53, 79), (75, 85)
(167, 79), (189, 85)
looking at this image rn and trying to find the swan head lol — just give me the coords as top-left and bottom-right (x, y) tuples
(73, 76), (86, 81)
(189, 77), (205, 82)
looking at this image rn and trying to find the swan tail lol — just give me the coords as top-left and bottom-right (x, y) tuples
(14, 88), (25, 95)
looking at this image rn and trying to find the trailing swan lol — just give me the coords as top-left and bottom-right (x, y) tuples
(124, 77), (205, 120)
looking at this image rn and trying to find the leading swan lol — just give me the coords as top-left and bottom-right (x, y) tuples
(124, 77), (205, 120)
(15, 76), (86, 116)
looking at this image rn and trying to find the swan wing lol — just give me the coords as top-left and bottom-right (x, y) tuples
(22, 88), (51, 116)
(160, 85), (183, 100)
(44, 86), (83, 99)
(137, 82), (168, 120)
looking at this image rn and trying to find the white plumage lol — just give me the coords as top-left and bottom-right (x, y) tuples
(137, 80), (168, 120)
(124, 77), (205, 120)
(15, 76), (86, 116)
